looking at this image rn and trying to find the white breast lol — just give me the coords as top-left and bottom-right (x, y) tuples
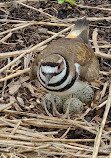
(46, 80), (88, 96)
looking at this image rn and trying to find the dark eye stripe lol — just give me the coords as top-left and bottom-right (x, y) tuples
(41, 62), (58, 67)
(42, 71), (62, 77)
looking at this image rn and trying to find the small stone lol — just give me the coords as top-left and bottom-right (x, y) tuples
(63, 98), (83, 114)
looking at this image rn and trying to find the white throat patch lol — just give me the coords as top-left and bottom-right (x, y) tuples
(75, 63), (80, 75)
(41, 66), (58, 73)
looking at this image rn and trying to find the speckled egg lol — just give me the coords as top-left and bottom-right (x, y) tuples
(41, 93), (63, 112)
(63, 98), (83, 114)
(73, 85), (94, 104)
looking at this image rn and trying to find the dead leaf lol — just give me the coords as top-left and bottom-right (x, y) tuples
(9, 84), (21, 95)
(22, 82), (35, 94)
(17, 97), (24, 107)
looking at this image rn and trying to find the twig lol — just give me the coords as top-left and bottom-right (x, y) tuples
(0, 19), (34, 23)
(92, 45), (111, 49)
(53, 144), (79, 157)
(10, 120), (21, 135)
(0, 68), (30, 82)
(100, 82), (109, 100)
(99, 71), (111, 76)
(3, 15), (111, 26)
(92, 28), (100, 54)
(0, 19), (69, 27)
(75, 4), (111, 11)
(0, 22), (35, 36)
(17, 144), (51, 154)
(92, 28), (111, 59)
(0, 51), (28, 73)
(92, 84), (111, 158)
(0, 102), (14, 111)
(2, 110), (98, 135)
(16, 1), (55, 19)
(96, 100), (107, 110)
(63, 17), (111, 22)
(0, 24), (73, 74)
(94, 52), (111, 59)
(0, 45), (47, 58)
(0, 134), (94, 143)
(60, 127), (71, 139)
(0, 32), (12, 44)
(18, 0), (47, 1)
(0, 0), (47, 7)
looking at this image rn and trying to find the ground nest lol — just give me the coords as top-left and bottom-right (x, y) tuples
(0, 0), (111, 158)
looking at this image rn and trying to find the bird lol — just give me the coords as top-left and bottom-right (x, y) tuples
(30, 18), (99, 117)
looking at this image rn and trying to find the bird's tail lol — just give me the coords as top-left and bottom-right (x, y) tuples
(66, 17), (89, 44)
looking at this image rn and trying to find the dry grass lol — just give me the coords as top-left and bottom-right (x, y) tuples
(0, 0), (111, 158)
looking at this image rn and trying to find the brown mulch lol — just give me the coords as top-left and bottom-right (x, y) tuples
(0, 0), (111, 158)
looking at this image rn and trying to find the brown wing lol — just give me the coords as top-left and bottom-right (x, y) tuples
(67, 38), (99, 81)
(79, 53), (99, 81)
(50, 38), (99, 82)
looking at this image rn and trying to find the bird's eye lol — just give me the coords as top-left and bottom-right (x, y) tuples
(58, 63), (61, 70)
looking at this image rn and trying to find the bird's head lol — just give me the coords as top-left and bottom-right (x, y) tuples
(38, 54), (66, 87)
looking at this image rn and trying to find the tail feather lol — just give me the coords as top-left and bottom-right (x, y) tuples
(74, 18), (89, 31)
(66, 17), (89, 44)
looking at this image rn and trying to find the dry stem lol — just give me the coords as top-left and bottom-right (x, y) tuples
(92, 84), (111, 158)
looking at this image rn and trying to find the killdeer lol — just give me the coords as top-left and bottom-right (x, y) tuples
(30, 18), (99, 117)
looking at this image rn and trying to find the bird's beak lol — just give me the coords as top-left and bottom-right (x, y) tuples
(45, 74), (52, 86)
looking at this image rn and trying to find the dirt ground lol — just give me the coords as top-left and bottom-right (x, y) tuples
(0, 0), (111, 157)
